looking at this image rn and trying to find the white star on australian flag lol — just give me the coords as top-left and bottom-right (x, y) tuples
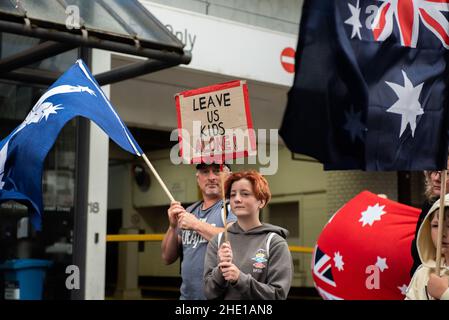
(398, 284), (408, 295)
(375, 256), (389, 272)
(333, 252), (345, 271)
(345, 0), (362, 40)
(359, 203), (386, 227)
(386, 70), (424, 138)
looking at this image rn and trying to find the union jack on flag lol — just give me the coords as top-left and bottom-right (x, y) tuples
(372, 0), (449, 48)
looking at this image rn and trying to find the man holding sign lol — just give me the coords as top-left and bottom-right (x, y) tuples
(162, 80), (256, 300)
(161, 163), (236, 300)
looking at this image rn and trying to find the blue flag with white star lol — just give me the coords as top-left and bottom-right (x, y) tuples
(0, 60), (143, 230)
(279, 0), (449, 170)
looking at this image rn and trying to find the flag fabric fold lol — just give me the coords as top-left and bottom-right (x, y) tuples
(313, 191), (420, 299)
(280, 0), (449, 171)
(0, 60), (142, 230)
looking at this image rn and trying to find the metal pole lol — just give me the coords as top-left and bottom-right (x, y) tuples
(0, 69), (58, 86)
(0, 20), (191, 64)
(0, 41), (76, 73)
(436, 170), (447, 275)
(71, 46), (91, 300)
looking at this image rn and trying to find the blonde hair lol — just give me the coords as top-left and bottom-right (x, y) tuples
(423, 171), (436, 201)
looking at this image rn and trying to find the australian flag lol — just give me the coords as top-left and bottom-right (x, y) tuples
(279, 0), (449, 170)
(0, 60), (143, 230)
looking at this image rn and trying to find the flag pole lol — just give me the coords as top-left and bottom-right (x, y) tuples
(220, 136), (229, 242)
(141, 153), (175, 203)
(220, 168), (229, 243)
(436, 169), (447, 275)
(220, 149), (229, 244)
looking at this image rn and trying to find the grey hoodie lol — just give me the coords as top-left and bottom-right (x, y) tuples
(406, 195), (449, 300)
(203, 222), (293, 300)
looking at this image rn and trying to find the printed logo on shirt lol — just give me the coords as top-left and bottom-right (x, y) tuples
(182, 219), (215, 248)
(251, 249), (267, 273)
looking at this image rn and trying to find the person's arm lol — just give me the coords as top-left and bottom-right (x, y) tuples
(178, 211), (227, 241)
(161, 201), (183, 265)
(204, 237), (229, 299)
(161, 226), (181, 265)
(228, 238), (293, 300)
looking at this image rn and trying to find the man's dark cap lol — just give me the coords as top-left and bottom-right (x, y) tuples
(195, 162), (231, 171)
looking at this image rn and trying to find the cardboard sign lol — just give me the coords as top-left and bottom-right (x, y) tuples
(175, 80), (256, 164)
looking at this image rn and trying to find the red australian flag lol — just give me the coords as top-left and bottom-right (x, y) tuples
(312, 191), (420, 300)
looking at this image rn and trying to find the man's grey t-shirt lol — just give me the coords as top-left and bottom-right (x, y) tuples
(179, 199), (236, 300)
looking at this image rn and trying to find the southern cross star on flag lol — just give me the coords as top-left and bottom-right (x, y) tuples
(280, 0), (449, 170)
(312, 191), (420, 300)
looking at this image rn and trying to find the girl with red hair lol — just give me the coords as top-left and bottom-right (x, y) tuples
(203, 170), (293, 299)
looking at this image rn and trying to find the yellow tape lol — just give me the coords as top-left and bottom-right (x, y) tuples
(106, 234), (314, 254)
(106, 234), (164, 242)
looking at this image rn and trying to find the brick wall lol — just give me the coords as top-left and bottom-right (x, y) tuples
(326, 171), (398, 218)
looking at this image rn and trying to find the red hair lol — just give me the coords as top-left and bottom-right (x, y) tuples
(225, 170), (271, 207)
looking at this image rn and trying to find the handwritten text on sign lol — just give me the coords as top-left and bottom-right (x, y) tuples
(176, 80), (256, 163)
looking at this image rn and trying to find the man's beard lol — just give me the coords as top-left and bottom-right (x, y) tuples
(204, 185), (220, 197)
